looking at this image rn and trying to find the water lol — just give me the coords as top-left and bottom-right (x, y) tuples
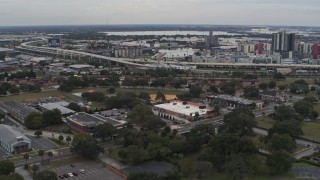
(100, 31), (240, 36)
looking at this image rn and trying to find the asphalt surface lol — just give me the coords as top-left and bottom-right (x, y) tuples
(53, 161), (123, 180)
(27, 136), (57, 151)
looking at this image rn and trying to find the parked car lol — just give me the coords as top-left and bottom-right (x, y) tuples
(79, 169), (85, 174)
(63, 174), (69, 178)
(72, 172), (78, 176)
(68, 173), (74, 177)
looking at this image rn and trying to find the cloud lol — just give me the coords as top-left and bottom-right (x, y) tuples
(0, 0), (319, 26)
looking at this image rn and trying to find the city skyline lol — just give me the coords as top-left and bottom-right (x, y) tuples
(0, 0), (319, 26)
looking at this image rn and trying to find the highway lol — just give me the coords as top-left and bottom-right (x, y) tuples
(16, 40), (320, 70)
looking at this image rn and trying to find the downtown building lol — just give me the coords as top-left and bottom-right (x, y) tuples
(272, 32), (296, 58)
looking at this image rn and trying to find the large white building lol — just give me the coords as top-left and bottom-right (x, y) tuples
(153, 100), (213, 123)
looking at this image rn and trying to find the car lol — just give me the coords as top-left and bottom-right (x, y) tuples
(68, 173), (74, 177)
(63, 174), (69, 178)
(72, 172), (78, 176)
(79, 169), (85, 174)
(70, 164), (75, 167)
(59, 175), (64, 179)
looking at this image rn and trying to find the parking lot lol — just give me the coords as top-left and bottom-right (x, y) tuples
(27, 136), (57, 151)
(53, 161), (123, 180)
(292, 166), (320, 179)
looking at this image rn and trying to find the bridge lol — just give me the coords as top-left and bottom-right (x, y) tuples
(16, 40), (320, 70)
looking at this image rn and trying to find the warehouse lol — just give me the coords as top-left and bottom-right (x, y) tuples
(67, 112), (125, 133)
(0, 124), (31, 154)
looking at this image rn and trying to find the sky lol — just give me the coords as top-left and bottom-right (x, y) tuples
(0, 0), (319, 26)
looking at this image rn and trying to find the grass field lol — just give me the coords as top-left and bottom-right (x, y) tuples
(260, 78), (315, 87)
(255, 116), (275, 129)
(0, 90), (79, 103)
(301, 121), (320, 142)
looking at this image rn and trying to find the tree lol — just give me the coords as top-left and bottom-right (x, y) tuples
(107, 87), (116, 94)
(32, 165), (39, 175)
(155, 91), (166, 102)
(0, 160), (15, 175)
(278, 85), (287, 91)
(8, 86), (20, 95)
(43, 109), (62, 125)
(0, 173), (24, 180)
(138, 92), (150, 100)
(95, 123), (115, 141)
(268, 134), (296, 153)
(0, 87), (7, 96)
(269, 120), (303, 137)
(23, 153), (29, 166)
(58, 135), (64, 142)
(193, 161), (213, 179)
(34, 130), (43, 138)
(38, 150), (45, 163)
(177, 92), (192, 101)
(118, 145), (149, 165)
(25, 113), (44, 130)
(243, 87), (259, 100)
(259, 82), (268, 90)
(223, 155), (253, 180)
(47, 151), (53, 163)
(70, 133), (104, 159)
(33, 170), (58, 180)
(268, 81), (277, 89)
(272, 105), (297, 121)
(128, 172), (158, 180)
(273, 73), (285, 80)
(187, 124), (216, 151)
(189, 85), (202, 98)
(67, 102), (81, 112)
(267, 151), (293, 175)
(127, 104), (154, 125)
(222, 108), (256, 137)
(209, 85), (219, 94)
(66, 136), (72, 144)
(209, 134), (257, 159)
(293, 100), (314, 118)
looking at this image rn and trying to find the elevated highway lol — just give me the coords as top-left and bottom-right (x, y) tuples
(16, 40), (320, 70)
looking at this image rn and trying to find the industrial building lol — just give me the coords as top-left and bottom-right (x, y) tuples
(39, 102), (75, 115)
(0, 101), (41, 122)
(0, 124), (31, 154)
(206, 95), (263, 110)
(153, 100), (213, 122)
(67, 112), (125, 133)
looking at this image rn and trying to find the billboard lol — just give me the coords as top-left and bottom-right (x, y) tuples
(48, 38), (61, 48)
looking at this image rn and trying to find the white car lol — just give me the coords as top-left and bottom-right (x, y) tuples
(68, 173), (74, 177)
(79, 169), (85, 174)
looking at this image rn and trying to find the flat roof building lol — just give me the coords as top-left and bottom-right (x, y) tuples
(0, 101), (41, 122)
(67, 112), (125, 133)
(153, 100), (213, 122)
(0, 124), (31, 154)
(39, 102), (75, 115)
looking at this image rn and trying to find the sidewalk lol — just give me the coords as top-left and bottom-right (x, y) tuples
(98, 153), (127, 170)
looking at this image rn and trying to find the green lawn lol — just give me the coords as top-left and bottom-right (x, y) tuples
(301, 121), (320, 142)
(0, 90), (78, 103)
(255, 116), (275, 129)
(260, 78), (314, 87)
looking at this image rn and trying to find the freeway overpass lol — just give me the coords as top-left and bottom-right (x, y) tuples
(16, 40), (320, 70)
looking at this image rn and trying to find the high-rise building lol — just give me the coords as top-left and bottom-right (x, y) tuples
(206, 31), (219, 48)
(313, 43), (319, 60)
(272, 32), (296, 52)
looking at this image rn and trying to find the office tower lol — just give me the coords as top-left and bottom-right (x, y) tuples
(313, 43), (319, 60)
(272, 32), (296, 52)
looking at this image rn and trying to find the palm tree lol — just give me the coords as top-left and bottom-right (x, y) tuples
(47, 151), (53, 163)
(23, 153), (29, 165)
(38, 150), (45, 164)
(66, 136), (72, 144)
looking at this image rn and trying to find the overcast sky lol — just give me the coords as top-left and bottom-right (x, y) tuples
(0, 0), (319, 26)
